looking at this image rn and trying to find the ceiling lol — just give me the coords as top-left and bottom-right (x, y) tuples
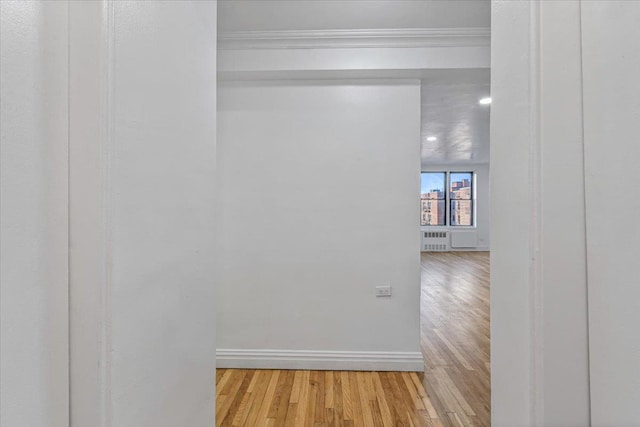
(219, 0), (490, 32)
(420, 70), (490, 166)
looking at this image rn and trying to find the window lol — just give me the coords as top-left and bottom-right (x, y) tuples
(420, 171), (474, 227)
(420, 172), (445, 226)
(449, 172), (473, 226)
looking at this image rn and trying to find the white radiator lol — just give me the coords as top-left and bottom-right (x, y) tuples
(451, 231), (478, 248)
(421, 231), (450, 252)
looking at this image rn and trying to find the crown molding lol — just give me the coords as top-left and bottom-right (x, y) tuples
(218, 27), (490, 50)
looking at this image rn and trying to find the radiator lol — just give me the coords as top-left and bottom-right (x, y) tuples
(451, 231), (478, 248)
(421, 231), (450, 252)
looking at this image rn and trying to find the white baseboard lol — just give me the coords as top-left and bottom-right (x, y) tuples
(216, 349), (424, 372)
(421, 247), (490, 252)
(455, 246), (490, 252)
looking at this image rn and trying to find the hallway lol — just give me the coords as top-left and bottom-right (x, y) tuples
(4, 1), (640, 425)
(215, 252), (490, 426)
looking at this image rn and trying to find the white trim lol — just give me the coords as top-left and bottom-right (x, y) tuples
(100, 1), (115, 425)
(219, 27), (490, 50)
(217, 349), (424, 372)
(528, 2), (544, 425)
(421, 247), (490, 253)
(491, 1), (542, 425)
(68, 2), (114, 426)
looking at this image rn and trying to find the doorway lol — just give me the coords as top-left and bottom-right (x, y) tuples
(216, 2), (492, 426)
(418, 74), (491, 425)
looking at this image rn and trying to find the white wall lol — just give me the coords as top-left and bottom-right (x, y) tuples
(582, 2), (640, 424)
(491, 1), (640, 425)
(219, 0), (490, 32)
(0, 2), (69, 426)
(67, 2), (218, 427)
(219, 45), (489, 79)
(538, 3), (591, 425)
(216, 81), (422, 370)
(421, 164), (490, 250)
(110, 5), (217, 423)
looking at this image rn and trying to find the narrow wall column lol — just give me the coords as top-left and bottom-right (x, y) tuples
(1, 2), (70, 425)
(581, 2), (640, 424)
(69, 2), (218, 426)
(491, 1), (590, 425)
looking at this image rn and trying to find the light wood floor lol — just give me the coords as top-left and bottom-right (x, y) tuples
(216, 252), (490, 426)
(419, 252), (490, 427)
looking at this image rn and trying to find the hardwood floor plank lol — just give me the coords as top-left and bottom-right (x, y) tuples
(340, 372), (353, 421)
(283, 402), (298, 427)
(380, 371), (413, 427)
(315, 371), (327, 425)
(290, 370), (304, 404)
(216, 369), (234, 398)
(217, 370), (252, 426)
(294, 371), (311, 425)
(433, 329), (475, 371)
(409, 372), (440, 420)
(332, 371), (345, 427)
(348, 371), (364, 427)
(369, 398), (385, 427)
(231, 371), (261, 427)
(244, 370), (274, 426)
(356, 372), (375, 426)
(325, 371), (334, 409)
(401, 372), (426, 413)
(217, 369), (227, 384)
(267, 369), (294, 421)
(255, 370), (281, 424)
(371, 373), (394, 427)
(305, 371), (319, 427)
(433, 367), (475, 417)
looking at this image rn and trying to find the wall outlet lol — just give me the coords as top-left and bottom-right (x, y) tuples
(375, 285), (392, 297)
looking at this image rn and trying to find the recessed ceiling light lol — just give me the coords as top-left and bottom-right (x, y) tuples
(479, 97), (492, 105)
(426, 136), (437, 142)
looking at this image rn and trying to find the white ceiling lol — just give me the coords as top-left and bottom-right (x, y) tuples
(420, 70), (490, 166)
(219, 0), (490, 32)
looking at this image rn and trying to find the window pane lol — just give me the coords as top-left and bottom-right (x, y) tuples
(450, 172), (472, 200)
(450, 200), (473, 226)
(421, 172), (445, 200)
(421, 199), (445, 226)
